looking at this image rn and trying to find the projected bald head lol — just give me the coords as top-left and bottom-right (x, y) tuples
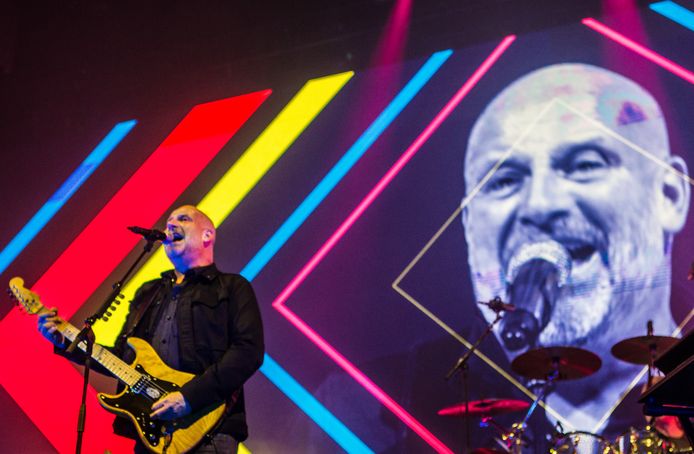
(462, 64), (689, 354)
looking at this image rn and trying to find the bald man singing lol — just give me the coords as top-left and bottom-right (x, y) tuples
(39, 205), (265, 453)
(462, 64), (689, 433)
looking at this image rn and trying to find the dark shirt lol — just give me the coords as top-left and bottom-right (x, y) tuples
(149, 284), (181, 370)
(111, 263), (264, 442)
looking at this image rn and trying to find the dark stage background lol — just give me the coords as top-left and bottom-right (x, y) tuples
(1, 1), (693, 452)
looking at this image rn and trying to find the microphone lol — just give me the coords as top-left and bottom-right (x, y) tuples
(499, 240), (571, 351)
(127, 226), (167, 242)
(478, 297), (515, 312)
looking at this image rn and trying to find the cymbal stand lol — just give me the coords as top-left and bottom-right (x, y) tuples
(646, 320), (655, 388)
(504, 360), (560, 453)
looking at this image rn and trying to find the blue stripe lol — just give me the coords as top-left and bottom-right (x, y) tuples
(260, 355), (374, 453)
(650, 1), (694, 31)
(0, 120), (137, 275)
(241, 50), (453, 281)
(246, 52), (452, 453)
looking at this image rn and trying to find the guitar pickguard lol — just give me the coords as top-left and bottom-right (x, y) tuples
(99, 364), (182, 448)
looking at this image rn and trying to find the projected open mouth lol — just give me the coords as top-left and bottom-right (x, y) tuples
(171, 232), (184, 242)
(559, 239), (603, 281)
(566, 243), (596, 263)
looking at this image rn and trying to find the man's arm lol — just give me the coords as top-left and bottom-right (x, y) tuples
(47, 280), (158, 374)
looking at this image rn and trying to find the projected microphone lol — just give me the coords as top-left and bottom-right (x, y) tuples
(499, 240), (571, 351)
(127, 226), (167, 242)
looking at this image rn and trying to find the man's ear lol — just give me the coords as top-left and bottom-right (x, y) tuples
(658, 155), (690, 233)
(202, 229), (214, 243)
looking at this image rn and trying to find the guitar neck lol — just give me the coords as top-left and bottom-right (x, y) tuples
(51, 311), (141, 387)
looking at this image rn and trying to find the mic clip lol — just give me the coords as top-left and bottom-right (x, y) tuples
(478, 296), (515, 313)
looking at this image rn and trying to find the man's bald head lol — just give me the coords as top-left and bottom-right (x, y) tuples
(164, 205), (216, 272)
(177, 204), (216, 240)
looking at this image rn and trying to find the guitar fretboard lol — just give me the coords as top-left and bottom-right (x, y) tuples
(59, 319), (141, 387)
(10, 278), (145, 389)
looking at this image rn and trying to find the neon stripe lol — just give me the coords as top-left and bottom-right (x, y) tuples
(0, 120), (136, 275)
(94, 71), (354, 346)
(242, 50), (452, 281)
(650, 1), (694, 32)
(272, 36), (515, 454)
(0, 91), (270, 453)
(93, 72), (370, 452)
(239, 53), (453, 452)
(260, 354), (374, 453)
(583, 17), (694, 84)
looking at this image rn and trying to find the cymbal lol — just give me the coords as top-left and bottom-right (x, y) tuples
(511, 346), (601, 380)
(438, 398), (530, 417)
(611, 336), (679, 365)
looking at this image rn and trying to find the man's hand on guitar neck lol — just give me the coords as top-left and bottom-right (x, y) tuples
(150, 391), (192, 421)
(37, 307), (67, 349)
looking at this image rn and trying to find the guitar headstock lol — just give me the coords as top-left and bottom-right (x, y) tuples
(8, 277), (45, 315)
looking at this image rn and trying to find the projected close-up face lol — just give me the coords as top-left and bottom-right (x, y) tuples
(5, 2), (694, 451)
(463, 63), (690, 356)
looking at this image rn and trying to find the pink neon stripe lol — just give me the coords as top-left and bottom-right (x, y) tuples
(0, 91), (270, 453)
(273, 36), (515, 453)
(275, 304), (453, 453)
(583, 17), (694, 84)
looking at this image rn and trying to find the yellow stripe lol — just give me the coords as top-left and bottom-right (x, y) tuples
(94, 71), (354, 345)
(238, 442), (251, 454)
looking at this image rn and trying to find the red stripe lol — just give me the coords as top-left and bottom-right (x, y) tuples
(0, 90), (270, 453)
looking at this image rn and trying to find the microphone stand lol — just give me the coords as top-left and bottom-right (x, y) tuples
(65, 235), (159, 454)
(445, 306), (505, 453)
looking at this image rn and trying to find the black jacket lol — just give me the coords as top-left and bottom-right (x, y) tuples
(110, 264), (264, 442)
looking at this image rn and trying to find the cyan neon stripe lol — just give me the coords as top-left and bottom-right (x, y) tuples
(260, 354), (374, 454)
(241, 50), (452, 280)
(245, 52), (452, 451)
(650, 1), (694, 31)
(0, 120), (137, 275)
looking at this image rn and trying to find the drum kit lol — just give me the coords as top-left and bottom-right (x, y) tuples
(439, 330), (690, 453)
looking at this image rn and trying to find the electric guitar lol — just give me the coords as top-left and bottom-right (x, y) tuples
(8, 277), (226, 454)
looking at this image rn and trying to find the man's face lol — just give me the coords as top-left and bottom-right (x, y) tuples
(163, 205), (212, 264)
(463, 96), (670, 350)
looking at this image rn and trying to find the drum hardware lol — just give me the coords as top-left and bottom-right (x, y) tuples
(610, 334), (679, 366)
(438, 398), (532, 453)
(437, 398), (530, 418)
(550, 429), (613, 453)
(510, 346), (602, 381)
(613, 425), (682, 453)
(502, 346), (602, 453)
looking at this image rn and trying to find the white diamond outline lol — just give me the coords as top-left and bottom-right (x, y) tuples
(391, 96), (694, 433)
